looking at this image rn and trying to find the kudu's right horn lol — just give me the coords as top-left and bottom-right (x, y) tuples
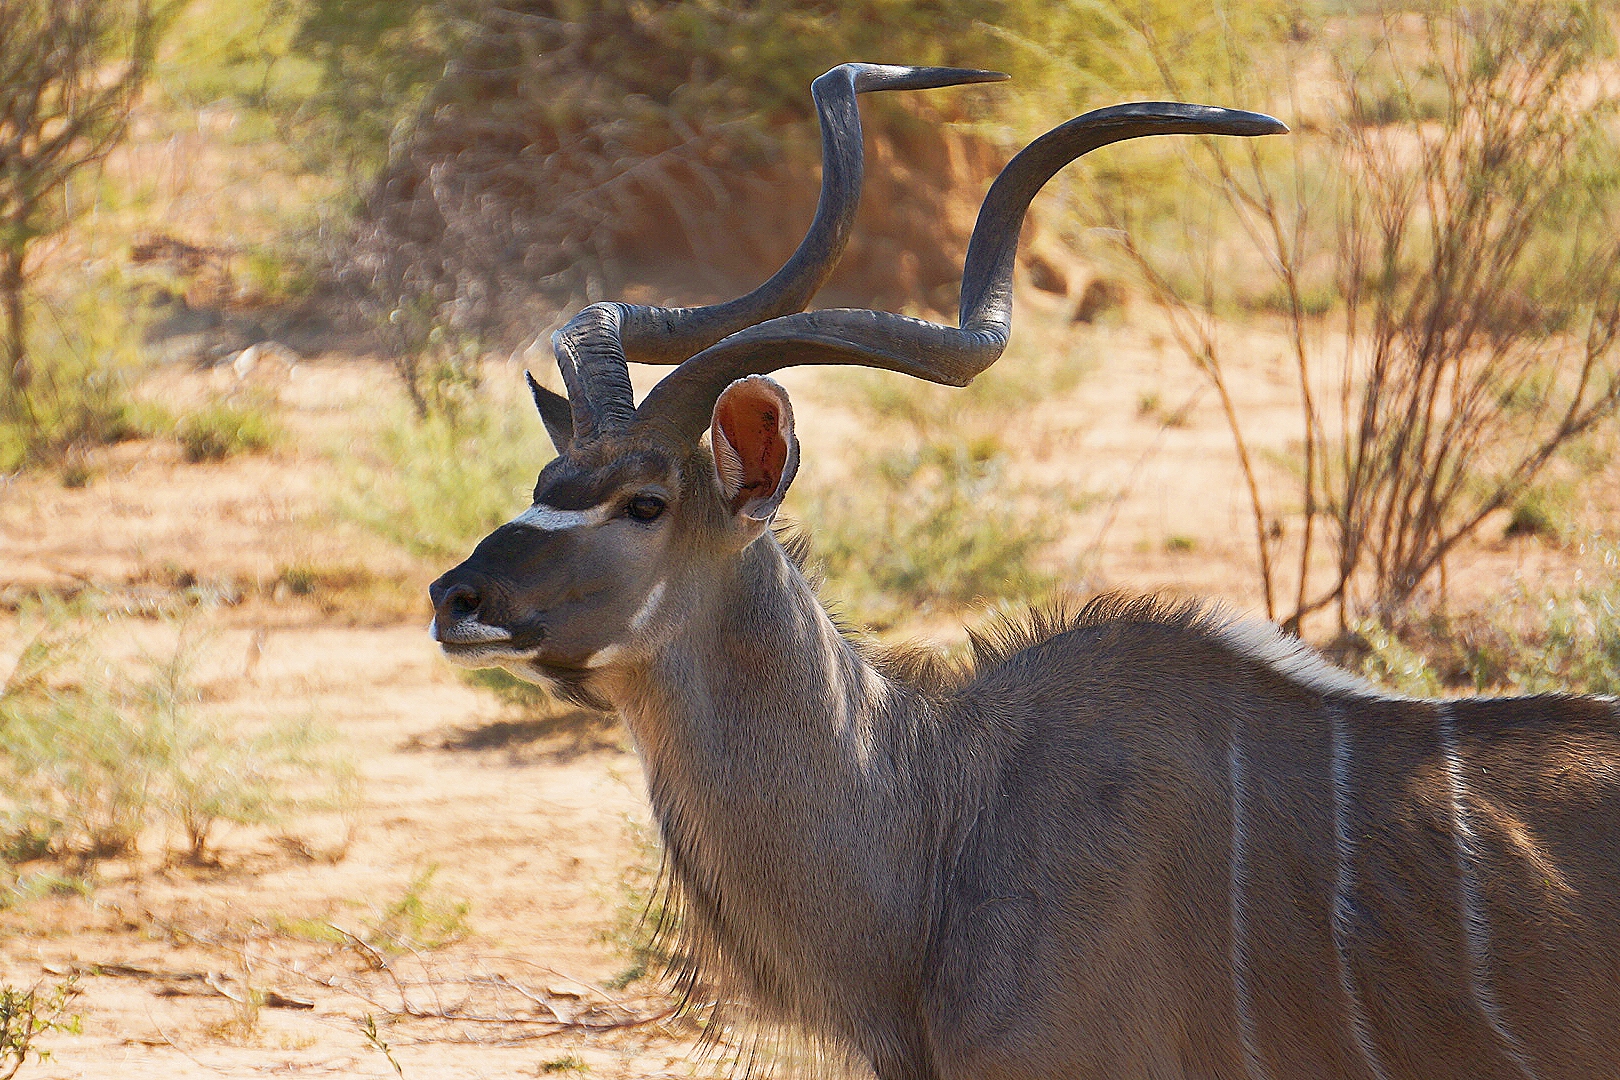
(634, 101), (1289, 442)
(536, 63), (1008, 446)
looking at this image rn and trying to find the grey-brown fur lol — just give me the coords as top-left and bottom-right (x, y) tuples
(428, 65), (1620, 1080)
(640, 537), (1620, 1080)
(443, 497), (1620, 1079)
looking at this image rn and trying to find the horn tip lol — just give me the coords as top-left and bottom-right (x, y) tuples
(845, 64), (1013, 94)
(1251, 112), (1290, 135)
(1221, 107), (1290, 136)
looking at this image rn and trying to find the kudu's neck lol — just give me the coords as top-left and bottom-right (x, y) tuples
(608, 534), (950, 1043)
(615, 534), (915, 792)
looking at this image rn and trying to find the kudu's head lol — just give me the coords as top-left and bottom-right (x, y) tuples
(428, 63), (1285, 702)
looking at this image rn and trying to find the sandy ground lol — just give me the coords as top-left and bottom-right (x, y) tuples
(2, 306), (1612, 1078)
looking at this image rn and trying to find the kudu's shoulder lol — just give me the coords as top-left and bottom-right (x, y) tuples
(946, 593), (1383, 702)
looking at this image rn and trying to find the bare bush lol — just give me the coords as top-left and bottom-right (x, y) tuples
(0, 0), (163, 423)
(1111, 0), (1620, 629)
(1328, 0), (1620, 617)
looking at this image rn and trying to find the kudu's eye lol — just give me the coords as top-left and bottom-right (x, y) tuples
(626, 494), (667, 523)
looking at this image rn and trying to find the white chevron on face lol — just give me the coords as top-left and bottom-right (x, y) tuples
(510, 502), (612, 531)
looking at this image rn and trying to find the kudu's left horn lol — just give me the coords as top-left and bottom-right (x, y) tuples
(537, 63), (1008, 446)
(634, 101), (1288, 442)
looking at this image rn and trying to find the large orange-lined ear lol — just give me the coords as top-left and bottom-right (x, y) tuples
(711, 376), (800, 523)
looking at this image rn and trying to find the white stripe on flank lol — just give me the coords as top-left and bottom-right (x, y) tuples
(1330, 705), (1394, 1080)
(510, 502), (611, 531)
(1440, 704), (1540, 1080)
(1228, 714), (1274, 1080)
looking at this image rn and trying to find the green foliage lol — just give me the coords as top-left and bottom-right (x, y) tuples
(306, 0), (1241, 346)
(286, 0), (464, 174)
(601, 819), (672, 992)
(288, 0), (1130, 148)
(792, 323), (1094, 628)
(1350, 619), (1447, 697)
(845, 332), (1090, 428)
(155, 0), (370, 179)
(1, 619), (166, 857)
(175, 397), (280, 463)
(0, 289), (167, 472)
(369, 866), (471, 951)
(0, 610), (352, 864)
(1355, 541), (1620, 696)
(0, 0), (170, 431)
(0, 872), (95, 911)
(457, 667), (554, 711)
(386, 313), (485, 423)
(795, 432), (1085, 629)
(337, 386), (549, 561)
(1504, 483), (1572, 541)
(275, 868), (472, 955)
(0, 978), (81, 1080)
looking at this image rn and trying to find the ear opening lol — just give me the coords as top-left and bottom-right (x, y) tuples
(711, 376), (800, 522)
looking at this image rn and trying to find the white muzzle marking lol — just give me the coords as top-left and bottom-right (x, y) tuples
(440, 642), (540, 668)
(430, 616), (513, 645)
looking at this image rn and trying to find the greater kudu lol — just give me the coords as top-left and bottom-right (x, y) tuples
(429, 63), (1620, 1080)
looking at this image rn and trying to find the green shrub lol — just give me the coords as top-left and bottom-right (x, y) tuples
(276, 867), (472, 955)
(337, 391), (549, 561)
(0, 288), (168, 472)
(0, 871), (94, 911)
(601, 820), (673, 993)
(457, 667), (553, 711)
(175, 399), (279, 463)
(795, 433), (1087, 629)
(0, 612), (352, 864)
(538, 1056), (588, 1074)
(1354, 543), (1620, 696)
(0, 977), (81, 1080)
(368, 866), (470, 951)
(1503, 484), (1572, 541)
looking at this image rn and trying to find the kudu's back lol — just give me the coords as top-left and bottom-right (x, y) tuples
(926, 602), (1620, 1080)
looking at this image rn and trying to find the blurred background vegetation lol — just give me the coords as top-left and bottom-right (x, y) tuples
(8, 0), (1620, 890)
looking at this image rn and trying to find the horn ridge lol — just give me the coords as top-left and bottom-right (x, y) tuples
(552, 303), (637, 439)
(636, 101), (1289, 441)
(548, 62), (1006, 443)
(609, 63), (1009, 366)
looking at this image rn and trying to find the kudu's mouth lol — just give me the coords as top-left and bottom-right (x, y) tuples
(430, 588), (610, 679)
